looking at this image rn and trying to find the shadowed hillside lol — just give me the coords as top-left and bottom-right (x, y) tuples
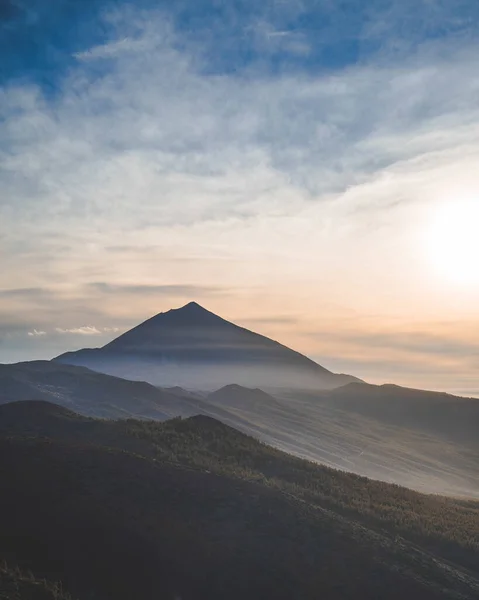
(0, 360), (212, 420)
(1, 361), (478, 498)
(324, 382), (479, 445)
(204, 383), (479, 498)
(0, 401), (478, 600)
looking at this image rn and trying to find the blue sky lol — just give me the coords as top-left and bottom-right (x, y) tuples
(3, 0), (478, 84)
(2, 0), (479, 394)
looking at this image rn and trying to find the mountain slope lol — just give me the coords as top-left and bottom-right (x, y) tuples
(2, 361), (478, 497)
(208, 383), (283, 411)
(0, 360), (212, 420)
(54, 302), (359, 390)
(212, 383), (479, 498)
(1, 401), (478, 600)
(325, 382), (479, 445)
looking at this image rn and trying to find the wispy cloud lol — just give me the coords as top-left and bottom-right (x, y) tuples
(0, 288), (51, 298)
(27, 329), (47, 337)
(240, 316), (300, 326)
(74, 36), (153, 61)
(307, 328), (479, 360)
(3, 9), (479, 234)
(89, 283), (226, 296)
(55, 326), (105, 335)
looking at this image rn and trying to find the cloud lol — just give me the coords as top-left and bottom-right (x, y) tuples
(88, 283), (226, 297)
(2, 8), (479, 239)
(55, 326), (103, 335)
(54, 325), (122, 335)
(0, 287), (51, 298)
(27, 329), (47, 337)
(307, 328), (479, 360)
(240, 316), (299, 326)
(302, 324), (479, 394)
(74, 36), (153, 61)
(315, 352), (479, 397)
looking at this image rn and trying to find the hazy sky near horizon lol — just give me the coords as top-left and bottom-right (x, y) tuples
(2, 1), (479, 395)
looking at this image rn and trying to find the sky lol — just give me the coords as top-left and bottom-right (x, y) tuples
(2, 0), (479, 396)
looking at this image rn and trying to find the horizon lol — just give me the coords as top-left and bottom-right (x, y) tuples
(2, 298), (477, 399)
(2, 1), (479, 397)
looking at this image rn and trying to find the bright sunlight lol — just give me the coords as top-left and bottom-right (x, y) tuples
(425, 199), (479, 286)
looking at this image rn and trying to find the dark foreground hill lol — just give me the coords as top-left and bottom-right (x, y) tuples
(54, 301), (359, 390)
(0, 562), (74, 600)
(1, 401), (478, 600)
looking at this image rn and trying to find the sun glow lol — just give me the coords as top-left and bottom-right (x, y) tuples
(425, 199), (479, 286)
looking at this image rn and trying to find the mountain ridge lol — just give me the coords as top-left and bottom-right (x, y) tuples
(0, 360), (212, 420)
(54, 301), (361, 390)
(1, 359), (478, 497)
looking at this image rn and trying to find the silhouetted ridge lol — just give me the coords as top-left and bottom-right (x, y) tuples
(54, 301), (360, 390)
(213, 384), (271, 396)
(333, 381), (468, 399)
(0, 360), (212, 421)
(106, 302), (224, 347)
(208, 384), (281, 409)
(103, 300), (314, 356)
(225, 384), (259, 391)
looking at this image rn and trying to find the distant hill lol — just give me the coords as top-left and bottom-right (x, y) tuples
(1, 400), (478, 600)
(208, 383), (283, 410)
(1, 361), (478, 498)
(54, 301), (360, 390)
(324, 382), (479, 445)
(0, 360), (212, 420)
(202, 382), (479, 498)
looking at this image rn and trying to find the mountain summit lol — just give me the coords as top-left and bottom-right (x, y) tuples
(55, 302), (360, 390)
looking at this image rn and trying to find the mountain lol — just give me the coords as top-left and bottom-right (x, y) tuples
(1, 400), (478, 600)
(208, 383), (283, 411)
(0, 360), (214, 420)
(2, 361), (478, 497)
(211, 382), (479, 498)
(325, 382), (479, 445)
(54, 301), (360, 390)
